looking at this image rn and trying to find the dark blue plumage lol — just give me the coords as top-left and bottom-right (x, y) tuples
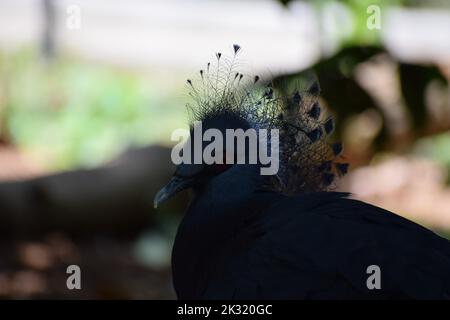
(173, 185), (450, 299)
(307, 102), (321, 119)
(154, 46), (450, 299)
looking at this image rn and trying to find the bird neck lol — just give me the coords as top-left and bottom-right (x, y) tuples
(184, 163), (263, 241)
(172, 164), (263, 298)
(197, 164), (262, 205)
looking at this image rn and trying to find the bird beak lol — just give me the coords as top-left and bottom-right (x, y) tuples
(153, 176), (193, 208)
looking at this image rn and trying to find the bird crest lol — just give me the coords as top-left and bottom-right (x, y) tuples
(185, 44), (349, 194)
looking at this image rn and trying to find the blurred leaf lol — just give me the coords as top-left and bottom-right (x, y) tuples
(415, 132), (450, 170)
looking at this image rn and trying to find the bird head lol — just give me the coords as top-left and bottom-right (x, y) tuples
(154, 111), (255, 208)
(154, 44), (349, 208)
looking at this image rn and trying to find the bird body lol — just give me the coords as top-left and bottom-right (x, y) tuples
(154, 45), (450, 299)
(171, 165), (450, 299)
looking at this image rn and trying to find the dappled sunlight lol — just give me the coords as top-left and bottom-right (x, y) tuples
(341, 155), (450, 233)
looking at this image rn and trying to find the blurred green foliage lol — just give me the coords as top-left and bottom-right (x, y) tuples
(415, 133), (450, 172)
(0, 49), (187, 170)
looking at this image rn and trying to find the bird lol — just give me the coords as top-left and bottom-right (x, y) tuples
(154, 45), (450, 299)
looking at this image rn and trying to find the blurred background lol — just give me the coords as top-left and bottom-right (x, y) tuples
(0, 0), (449, 299)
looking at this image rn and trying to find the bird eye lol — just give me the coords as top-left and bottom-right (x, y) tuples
(209, 162), (231, 175)
(214, 162), (229, 171)
(207, 152), (231, 174)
